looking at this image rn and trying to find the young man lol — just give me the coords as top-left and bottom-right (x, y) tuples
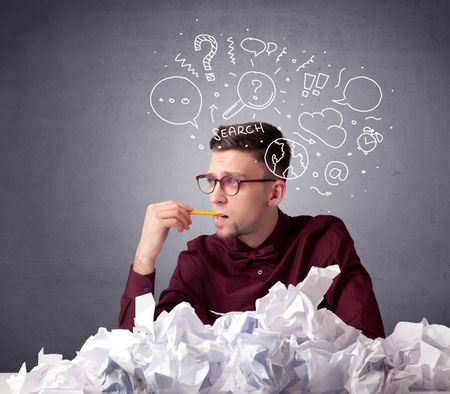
(119, 122), (385, 339)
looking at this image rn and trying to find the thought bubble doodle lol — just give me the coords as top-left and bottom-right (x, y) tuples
(325, 161), (349, 186)
(333, 76), (382, 113)
(150, 76), (202, 129)
(298, 108), (347, 149)
(264, 138), (309, 180)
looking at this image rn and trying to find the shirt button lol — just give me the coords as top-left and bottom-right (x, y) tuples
(257, 269), (263, 275)
(143, 287), (149, 293)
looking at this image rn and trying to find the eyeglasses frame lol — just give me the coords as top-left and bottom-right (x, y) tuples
(195, 174), (276, 196)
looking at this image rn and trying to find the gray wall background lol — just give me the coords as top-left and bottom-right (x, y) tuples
(1, 0), (449, 372)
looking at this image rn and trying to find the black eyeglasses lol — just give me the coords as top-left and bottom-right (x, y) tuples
(196, 174), (275, 196)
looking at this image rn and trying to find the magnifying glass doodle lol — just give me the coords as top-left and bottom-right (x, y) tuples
(222, 71), (276, 120)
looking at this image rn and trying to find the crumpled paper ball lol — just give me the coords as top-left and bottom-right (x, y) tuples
(8, 265), (450, 393)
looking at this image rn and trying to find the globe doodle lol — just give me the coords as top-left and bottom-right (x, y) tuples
(264, 138), (309, 180)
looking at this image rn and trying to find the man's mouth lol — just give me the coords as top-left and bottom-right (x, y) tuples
(215, 213), (229, 222)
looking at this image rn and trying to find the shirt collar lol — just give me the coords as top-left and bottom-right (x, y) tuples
(224, 208), (290, 254)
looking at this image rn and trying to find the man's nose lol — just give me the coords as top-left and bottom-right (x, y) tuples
(209, 181), (227, 204)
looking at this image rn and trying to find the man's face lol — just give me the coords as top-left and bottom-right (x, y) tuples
(206, 149), (275, 242)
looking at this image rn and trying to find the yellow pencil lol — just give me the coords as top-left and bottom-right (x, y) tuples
(189, 211), (218, 216)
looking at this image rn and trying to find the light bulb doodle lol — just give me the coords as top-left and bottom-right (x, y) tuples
(333, 76), (382, 112)
(298, 108), (347, 149)
(264, 138), (309, 180)
(194, 34), (218, 82)
(325, 161), (349, 186)
(357, 126), (384, 155)
(150, 76), (202, 129)
(222, 71), (276, 120)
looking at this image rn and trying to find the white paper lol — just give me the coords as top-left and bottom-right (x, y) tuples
(8, 265), (450, 393)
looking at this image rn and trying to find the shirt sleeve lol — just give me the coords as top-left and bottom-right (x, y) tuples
(317, 219), (385, 339)
(155, 248), (207, 322)
(118, 265), (156, 331)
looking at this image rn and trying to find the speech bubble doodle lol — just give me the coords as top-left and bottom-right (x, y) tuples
(240, 37), (266, 57)
(333, 76), (382, 112)
(325, 161), (349, 186)
(266, 42), (278, 56)
(298, 107), (347, 149)
(264, 138), (309, 180)
(222, 71), (276, 120)
(150, 76), (202, 129)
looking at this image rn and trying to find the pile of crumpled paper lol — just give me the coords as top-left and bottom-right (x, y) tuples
(8, 265), (450, 393)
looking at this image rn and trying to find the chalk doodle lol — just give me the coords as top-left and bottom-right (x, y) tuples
(264, 138), (309, 180)
(150, 76), (202, 129)
(240, 37), (278, 57)
(302, 73), (316, 98)
(310, 186), (332, 196)
(335, 67), (346, 88)
(302, 72), (329, 97)
(194, 34), (218, 81)
(209, 104), (218, 123)
(174, 53), (199, 78)
(293, 132), (315, 145)
(266, 42), (278, 56)
(296, 54), (315, 71)
(148, 31), (390, 198)
(298, 108), (347, 149)
(333, 76), (382, 112)
(357, 126), (383, 155)
(276, 47), (287, 63)
(312, 73), (329, 96)
(325, 161), (349, 186)
(222, 71), (276, 120)
(227, 37), (236, 65)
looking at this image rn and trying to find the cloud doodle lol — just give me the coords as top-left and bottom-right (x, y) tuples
(298, 108), (347, 149)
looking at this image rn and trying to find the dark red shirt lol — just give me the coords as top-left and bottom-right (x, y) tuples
(119, 210), (385, 339)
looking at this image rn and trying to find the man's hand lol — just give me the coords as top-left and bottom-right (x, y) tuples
(133, 200), (193, 275)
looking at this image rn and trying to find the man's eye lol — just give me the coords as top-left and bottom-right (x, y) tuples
(225, 177), (239, 186)
(206, 177), (215, 185)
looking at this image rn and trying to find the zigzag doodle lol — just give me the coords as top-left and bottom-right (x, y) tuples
(227, 37), (236, 65)
(174, 53), (199, 78)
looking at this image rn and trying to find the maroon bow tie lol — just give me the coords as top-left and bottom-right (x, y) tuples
(228, 244), (279, 269)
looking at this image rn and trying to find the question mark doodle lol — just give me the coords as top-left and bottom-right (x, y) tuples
(194, 34), (218, 82)
(251, 79), (262, 100)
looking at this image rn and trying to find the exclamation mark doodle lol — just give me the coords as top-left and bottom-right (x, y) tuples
(302, 73), (316, 98)
(312, 72), (329, 96)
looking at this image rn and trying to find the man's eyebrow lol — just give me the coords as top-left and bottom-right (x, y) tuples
(223, 171), (248, 179)
(206, 171), (248, 179)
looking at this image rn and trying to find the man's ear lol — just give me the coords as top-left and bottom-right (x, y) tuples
(268, 180), (286, 206)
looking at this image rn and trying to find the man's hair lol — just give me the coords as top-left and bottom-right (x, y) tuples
(209, 121), (291, 178)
